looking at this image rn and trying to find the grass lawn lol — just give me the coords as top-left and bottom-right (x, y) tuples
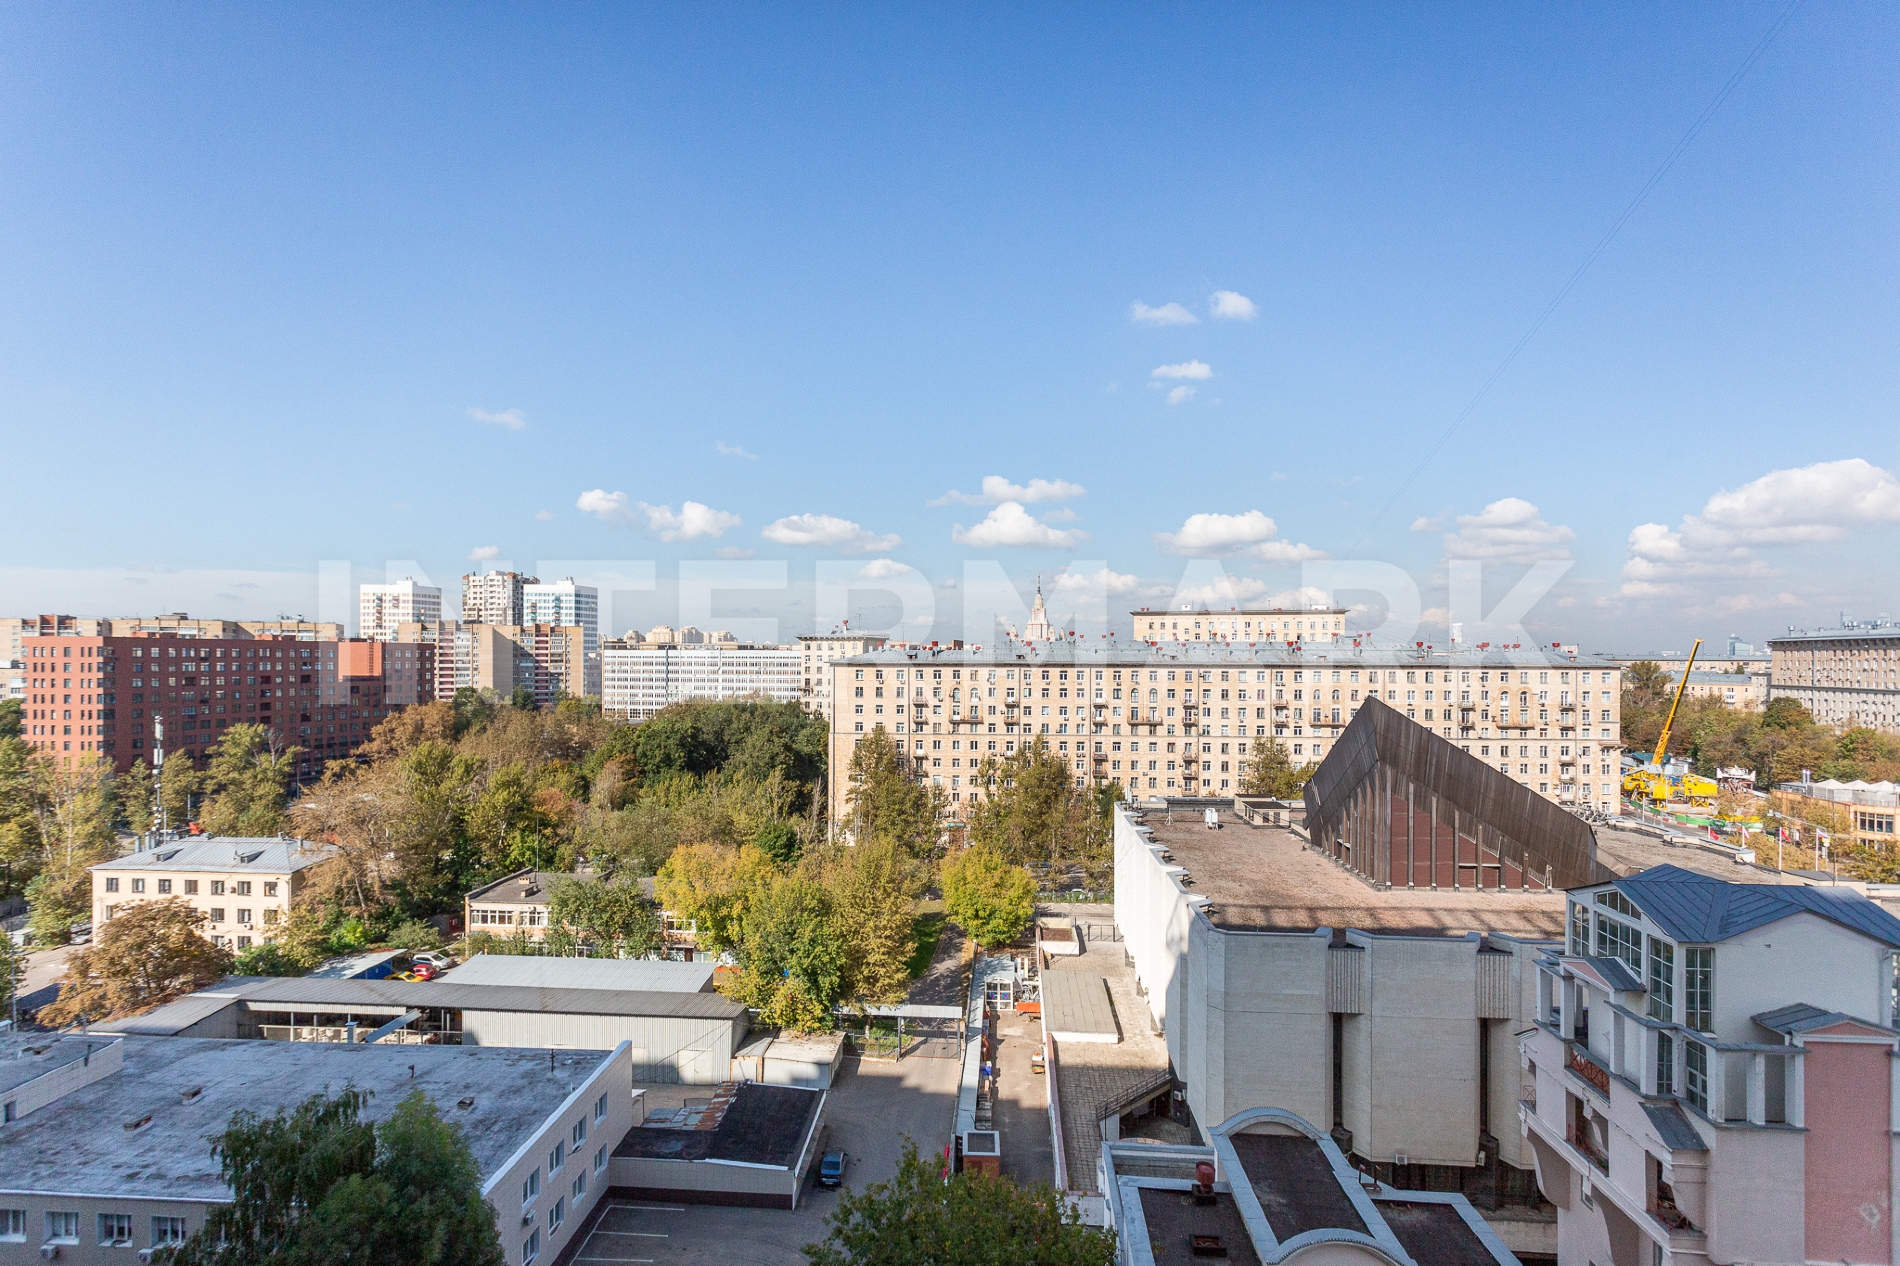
(906, 906), (948, 980)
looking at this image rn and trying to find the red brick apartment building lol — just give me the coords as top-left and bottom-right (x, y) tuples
(18, 633), (433, 780)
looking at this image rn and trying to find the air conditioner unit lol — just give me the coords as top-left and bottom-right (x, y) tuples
(138, 1251), (157, 1264)
(40, 1246), (60, 1261)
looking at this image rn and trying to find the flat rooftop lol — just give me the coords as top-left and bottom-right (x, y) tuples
(1592, 820), (1808, 885)
(0, 1036), (613, 1201)
(1047, 936), (1174, 1193)
(439, 955), (717, 993)
(1140, 809), (1567, 937)
(1137, 1186), (1263, 1266)
(613, 1081), (821, 1168)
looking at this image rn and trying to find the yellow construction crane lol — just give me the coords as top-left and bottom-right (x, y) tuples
(1652, 637), (1702, 767)
(1624, 639), (1717, 804)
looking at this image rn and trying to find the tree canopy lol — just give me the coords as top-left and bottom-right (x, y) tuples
(40, 897), (234, 1024)
(941, 843), (1036, 950)
(1238, 740), (1318, 799)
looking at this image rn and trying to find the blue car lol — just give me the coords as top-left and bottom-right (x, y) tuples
(818, 1151), (848, 1187)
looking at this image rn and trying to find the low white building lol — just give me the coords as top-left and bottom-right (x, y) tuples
(1522, 864), (1900, 1266)
(601, 639), (799, 720)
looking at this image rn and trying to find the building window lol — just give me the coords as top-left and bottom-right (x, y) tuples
(151, 1216), (188, 1246)
(1684, 947), (1714, 1032)
(45, 1212), (79, 1244)
(522, 1167), (540, 1207)
(0, 1210), (23, 1242)
(98, 1213), (134, 1246)
(265, 882), (278, 897)
(105, 877), (119, 893)
(1646, 938), (1674, 1022)
(1568, 904), (1588, 956)
(548, 1197), (564, 1232)
(522, 1228), (540, 1264)
(211, 881), (225, 896)
(131, 878), (145, 893)
(237, 909), (253, 924)
(157, 879), (172, 894)
(572, 1117), (587, 1147)
(595, 1092), (608, 1122)
(1684, 1038), (1709, 1112)
(1656, 1031), (1675, 1096)
(549, 1140), (564, 1172)
(236, 881), (252, 895)
(184, 880), (198, 894)
(210, 907), (225, 923)
(1595, 914), (1642, 972)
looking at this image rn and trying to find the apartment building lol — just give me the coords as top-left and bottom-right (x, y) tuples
(1522, 865), (1900, 1265)
(601, 638), (799, 721)
(0, 1034), (631, 1266)
(1131, 605), (1348, 644)
(233, 619), (344, 641)
(523, 578), (600, 695)
(1603, 651), (1772, 677)
(824, 640), (1622, 818)
(461, 570), (537, 626)
(797, 632), (887, 713)
(1679, 670), (1765, 710)
(397, 622), (587, 707)
(89, 835), (333, 951)
(358, 577), (442, 641)
(1768, 623), (1900, 732)
(16, 633), (421, 778)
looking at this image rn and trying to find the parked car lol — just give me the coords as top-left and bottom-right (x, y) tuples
(818, 1151), (848, 1187)
(389, 970), (423, 982)
(412, 951), (456, 971)
(409, 961), (440, 981)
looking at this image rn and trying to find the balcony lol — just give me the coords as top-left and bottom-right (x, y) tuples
(1568, 1126), (1609, 1174)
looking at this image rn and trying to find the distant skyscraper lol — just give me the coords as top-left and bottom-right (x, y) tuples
(358, 579), (442, 642)
(461, 571), (538, 626)
(524, 578), (600, 695)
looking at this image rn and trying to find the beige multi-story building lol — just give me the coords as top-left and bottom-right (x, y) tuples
(797, 632), (887, 713)
(601, 638), (799, 721)
(357, 577), (442, 641)
(89, 835), (335, 952)
(461, 570), (537, 626)
(1603, 651), (1772, 677)
(1679, 669), (1766, 710)
(825, 640), (1622, 821)
(233, 618), (345, 641)
(1768, 624), (1900, 732)
(396, 621), (586, 707)
(1130, 605), (1348, 644)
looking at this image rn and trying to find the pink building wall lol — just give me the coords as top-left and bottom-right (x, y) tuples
(1805, 1026), (1893, 1264)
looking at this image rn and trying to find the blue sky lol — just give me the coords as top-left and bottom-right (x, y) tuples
(3, 3), (1896, 649)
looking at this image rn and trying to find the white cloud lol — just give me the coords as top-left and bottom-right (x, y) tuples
(1154, 510), (1327, 562)
(575, 490), (741, 541)
(716, 441), (758, 459)
(857, 558), (912, 580)
(1053, 567), (1140, 594)
(952, 502), (1086, 549)
(1169, 578), (1332, 610)
(533, 510), (554, 522)
(1040, 507), (1081, 522)
(761, 513), (902, 553)
(1409, 513), (1446, 532)
(714, 546), (756, 560)
(1151, 361), (1213, 381)
(1130, 301), (1199, 327)
(468, 407), (526, 431)
(1209, 290), (1258, 320)
(467, 545), (501, 561)
(930, 476), (1086, 506)
(1167, 386), (1194, 405)
(1620, 459), (1900, 596)
(1439, 498), (1576, 564)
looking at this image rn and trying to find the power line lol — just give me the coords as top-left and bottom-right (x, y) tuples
(1340, 1), (1802, 559)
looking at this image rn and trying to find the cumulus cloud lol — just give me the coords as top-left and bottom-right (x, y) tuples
(1151, 361), (1213, 381)
(1153, 510), (1327, 562)
(1171, 578), (1332, 609)
(534, 510), (555, 522)
(952, 502), (1086, 549)
(468, 407), (526, 431)
(1209, 290), (1258, 320)
(467, 545), (501, 561)
(761, 513), (902, 553)
(1167, 386), (1194, 405)
(1130, 301), (1198, 326)
(715, 441), (758, 459)
(1409, 513), (1446, 532)
(930, 476), (1086, 506)
(1620, 459), (1900, 596)
(857, 558), (912, 580)
(1053, 567), (1140, 594)
(1438, 498), (1576, 564)
(575, 490), (741, 541)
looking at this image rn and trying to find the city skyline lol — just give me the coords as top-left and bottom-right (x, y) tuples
(3, 5), (1896, 647)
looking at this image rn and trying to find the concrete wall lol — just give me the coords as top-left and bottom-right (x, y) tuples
(1340, 931), (1481, 1166)
(459, 1010), (741, 1085)
(0, 1194), (212, 1266)
(1194, 926), (1332, 1132)
(606, 1157), (801, 1209)
(1714, 910), (1889, 1041)
(3, 1040), (121, 1121)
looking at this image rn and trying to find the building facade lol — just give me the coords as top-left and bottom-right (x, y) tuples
(358, 578), (443, 641)
(1678, 670), (1765, 711)
(1522, 865), (1900, 1266)
(825, 640), (1622, 819)
(796, 633), (887, 714)
(89, 836), (334, 951)
(16, 633), (422, 779)
(601, 639), (799, 721)
(523, 578), (600, 696)
(461, 570), (537, 626)
(396, 622), (585, 707)
(1130, 605), (1348, 645)
(1768, 624), (1900, 732)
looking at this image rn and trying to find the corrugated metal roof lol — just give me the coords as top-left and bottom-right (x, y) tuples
(89, 836), (331, 875)
(1612, 864), (1900, 948)
(229, 976), (745, 1019)
(440, 955), (715, 993)
(1641, 1102), (1707, 1153)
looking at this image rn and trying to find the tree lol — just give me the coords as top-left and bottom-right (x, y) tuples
(803, 1138), (1114, 1266)
(724, 870), (847, 1031)
(941, 844), (1036, 950)
(967, 740), (1073, 868)
(546, 875), (661, 958)
(386, 919), (446, 952)
(1238, 740), (1318, 799)
(114, 758), (157, 835)
(509, 685), (537, 711)
(1763, 697), (1813, 732)
(846, 727), (942, 855)
(755, 820), (802, 866)
(656, 841), (778, 955)
(232, 941), (306, 977)
(0, 698), (20, 740)
(39, 898), (234, 1024)
(198, 724), (299, 838)
(827, 839), (924, 1008)
(162, 1087), (506, 1266)
(25, 755), (118, 945)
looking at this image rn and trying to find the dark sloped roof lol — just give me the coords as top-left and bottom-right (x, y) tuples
(1641, 1102), (1707, 1153)
(1754, 1002), (1895, 1037)
(465, 869), (582, 905)
(1612, 864), (1900, 948)
(615, 1083), (821, 1167)
(1578, 956), (1644, 992)
(1373, 1200), (1493, 1266)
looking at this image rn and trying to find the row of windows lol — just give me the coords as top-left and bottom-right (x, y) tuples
(851, 664), (1613, 686)
(104, 877), (276, 897)
(0, 1210), (186, 1247)
(521, 1097), (612, 1264)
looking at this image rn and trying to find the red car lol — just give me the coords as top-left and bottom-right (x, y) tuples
(408, 961), (440, 981)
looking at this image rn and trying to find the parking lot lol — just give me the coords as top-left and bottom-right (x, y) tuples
(565, 1049), (962, 1264)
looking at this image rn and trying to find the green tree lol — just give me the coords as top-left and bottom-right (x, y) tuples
(0, 698), (20, 740)
(940, 843), (1036, 950)
(1763, 697), (1813, 732)
(451, 687), (496, 736)
(546, 875), (661, 958)
(1238, 739), (1319, 799)
(509, 685), (537, 711)
(966, 739), (1073, 869)
(232, 941), (306, 977)
(726, 871), (847, 1029)
(198, 724), (300, 838)
(846, 727), (942, 855)
(162, 1087), (506, 1266)
(114, 758), (157, 835)
(828, 839), (924, 1008)
(40, 898), (234, 1024)
(755, 820), (802, 866)
(25, 755), (118, 944)
(803, 1138), (1113, 1266)
(386, 919), (446, 952)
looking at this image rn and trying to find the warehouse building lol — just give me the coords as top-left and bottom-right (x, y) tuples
(609, 1080), (827, 1209)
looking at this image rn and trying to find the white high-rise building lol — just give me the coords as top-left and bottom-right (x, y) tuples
(461, 571), (538, 626)
(524, 577), (600, 697)
(601, 638), (799, 720)
(358, 579), (442, 642)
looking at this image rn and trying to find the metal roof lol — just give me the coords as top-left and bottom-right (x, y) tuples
(1768, 626), (1900, 646)
(464, 869), (582, 905)
(836, 639), (1615, 669)
(90, 836), (332, 875)
(1640, 1102), (1707, 1153)
(1753, 1002), (1895, 1037)
(440, 955), (716, 993)
(1609, 864), (1900, 949)
(231, 976), (746, 1019)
